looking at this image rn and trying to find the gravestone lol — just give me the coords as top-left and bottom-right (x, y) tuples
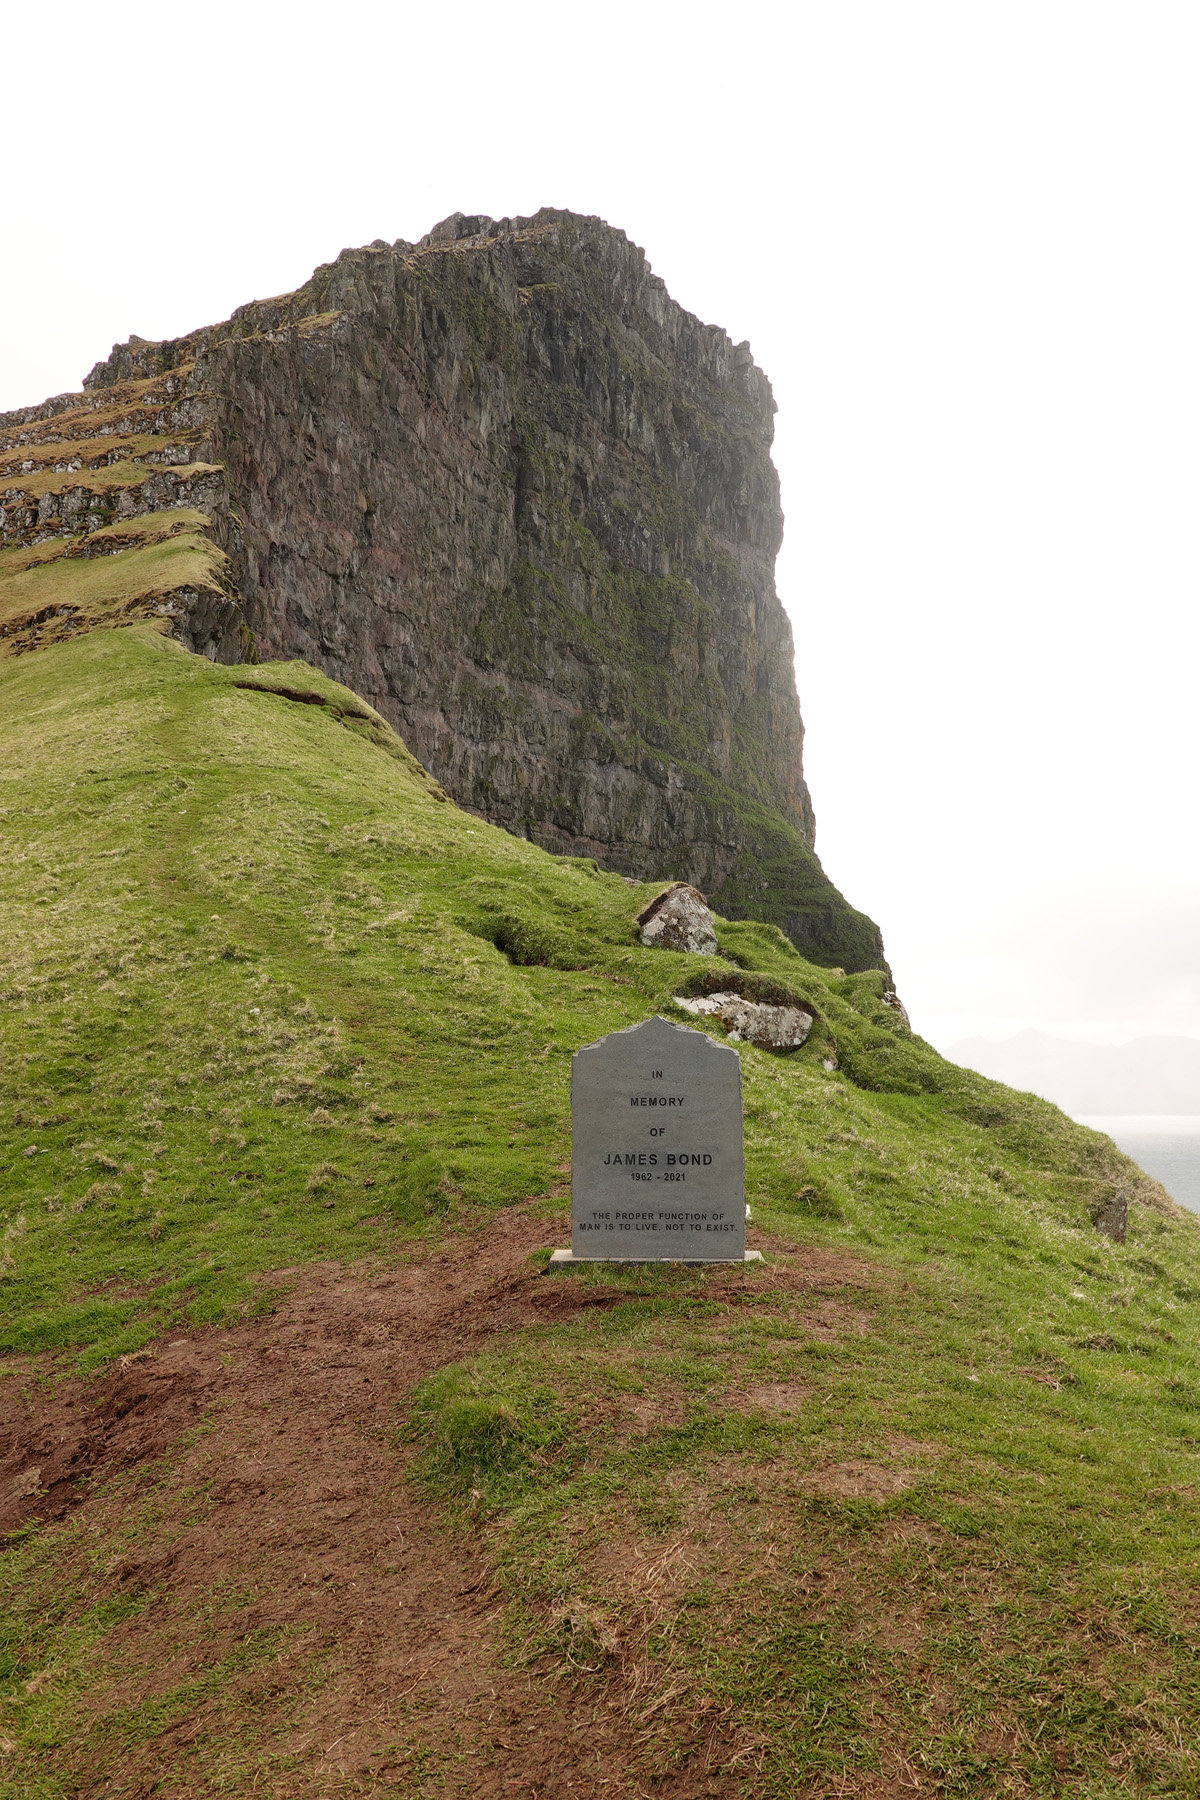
(553, 1014), (759, 1264)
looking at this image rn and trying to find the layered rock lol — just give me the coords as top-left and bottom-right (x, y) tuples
(0, 369), (247, 661)
(1, 209), (886, 971)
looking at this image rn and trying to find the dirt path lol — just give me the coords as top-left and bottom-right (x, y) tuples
(3, 1209), (787, 1797)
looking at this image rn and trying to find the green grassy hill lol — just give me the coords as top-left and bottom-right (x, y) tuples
(3, 625), (1200, 1797)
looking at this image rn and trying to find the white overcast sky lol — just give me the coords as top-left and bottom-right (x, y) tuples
(4, 1), (1197, 1051)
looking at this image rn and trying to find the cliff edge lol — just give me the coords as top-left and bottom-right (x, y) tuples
(0, 208), (885, 972)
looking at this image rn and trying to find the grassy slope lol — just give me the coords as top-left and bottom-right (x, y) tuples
(4, 627), (1200, 1794)
(0, 516), (230, 654)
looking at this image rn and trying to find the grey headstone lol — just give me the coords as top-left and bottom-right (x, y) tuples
(568, 1014), (746, 1261)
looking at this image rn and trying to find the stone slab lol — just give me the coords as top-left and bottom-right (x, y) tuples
(569, 1013), (746, 1261)
(549, 1248), (763, 1267)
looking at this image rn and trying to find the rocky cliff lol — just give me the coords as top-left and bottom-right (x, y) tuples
(0, 208), (885, 971)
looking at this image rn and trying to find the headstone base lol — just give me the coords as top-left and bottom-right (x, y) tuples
(548, 1248), (763, 1268)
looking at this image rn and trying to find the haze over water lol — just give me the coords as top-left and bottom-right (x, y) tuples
(1075, 1118), (1200, 1216)
(948, 1033), (1200, 1214)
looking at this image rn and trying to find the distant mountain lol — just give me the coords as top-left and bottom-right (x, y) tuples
(949, 1030), (1200, 1114)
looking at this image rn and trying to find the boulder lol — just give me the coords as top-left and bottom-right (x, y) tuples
(674, 990), (814, 1051)
(636, 884), (718, 955)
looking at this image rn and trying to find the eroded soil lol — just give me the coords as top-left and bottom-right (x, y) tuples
(1, 1215), (882, 1797)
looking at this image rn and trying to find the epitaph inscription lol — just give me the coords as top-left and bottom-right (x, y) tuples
(570, 1014), (746, 1261)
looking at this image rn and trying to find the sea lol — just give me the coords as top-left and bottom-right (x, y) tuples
(1075, 1116), (1200, 1214)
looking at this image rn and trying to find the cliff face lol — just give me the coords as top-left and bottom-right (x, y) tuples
(0, 208), (885, 972)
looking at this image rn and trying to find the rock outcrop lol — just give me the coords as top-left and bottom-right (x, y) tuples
(0, 209), (886, 972)
(637, 884), (719, 956)
(674, 990), (815, 1051)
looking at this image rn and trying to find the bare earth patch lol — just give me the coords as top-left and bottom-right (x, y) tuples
(2, 1208), (785, 1797)
(806, 1459), (917, 1500)
(747, 1379), (810, 1412)
(733, 1381), (810, 1414)
(624, 1384), (689, 1436)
